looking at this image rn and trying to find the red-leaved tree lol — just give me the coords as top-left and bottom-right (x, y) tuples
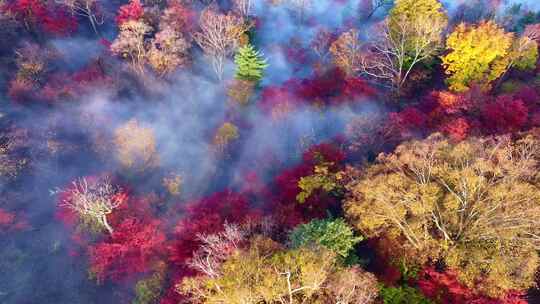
(115, 0), (143, 25)
(481, 95), (528, 134)
(417, 267), (528, 304)
(168, 190), (260, 267)
(269, 142), (345, 229)
(89, 217), (166, 283)
(3, 0), (77, 35)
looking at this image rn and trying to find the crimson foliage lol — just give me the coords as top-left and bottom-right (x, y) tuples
(115, 0), (144, 25)
(3, 0), (77, 35)
(89, 217), (166, 283)
(269, 142), (345, 229)
(417, 267), (528, 304)
(168, 190), (260, 266)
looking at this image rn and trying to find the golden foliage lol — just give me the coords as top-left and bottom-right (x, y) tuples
(110, 20), (153, 74)
(442, 21), (513, 92)
(162, 173), (182, 196)
(180, 235), (377, 304)
(147, 26), (190, 76)
(510, 35), (539, 71)
(296, 163), (343, 203)
(212, 122), (239, 153)
(114, 119), (159, 171)
(388, 0), (448, 53)
(227, 78), (255, 106)
(330, 29), (362, 76)
(344, 131), (540, 296)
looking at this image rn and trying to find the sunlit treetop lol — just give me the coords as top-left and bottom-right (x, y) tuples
(344, 131), (540, 297)
(356, 0), (448, 94)
(388, 0), (448, 54)
(442, 21), (514, 92)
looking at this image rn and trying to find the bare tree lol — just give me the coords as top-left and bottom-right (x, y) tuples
(330, 29), (363, 76)
(327, 266), (379, 304)
(147, 26), (190, 76)
(232, 0), (252, 17)
(359, 14), (446, 94)
(110, 20), (153, 75)
(311, 28), (334, 63)
(192, 8), (250, 79)
(55, 177), (126, 234)
(524, 23), (540, 42)
(187, 223), (245, 277)
(55, 0), (103, 35)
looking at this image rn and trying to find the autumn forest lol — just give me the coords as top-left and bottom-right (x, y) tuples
(1, 0), (540, 303)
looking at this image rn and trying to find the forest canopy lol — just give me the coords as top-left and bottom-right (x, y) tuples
(0, 0), (540, 303)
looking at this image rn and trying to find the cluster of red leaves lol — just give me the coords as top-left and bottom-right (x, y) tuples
(41, 9), (77, 36)
(11, 60), (111, 104)
(417, 267), (527, 304)
(7, 79), (36, 103)
(89, 217), (166, 283)
(268, 142), (345, 229)
(386, 85), (540, 142)
(387, 108), (428, 140)
(296, 68), (376, 106)
(162, 190), (262, 304)
(259, 69), (375, 119)
(0, 208), (29, 232)
(480, 95), (529, 134)
(115, 0), (144, 25)
(440, 117), (472, 141)
(259, 83), (300, 119)
(162, 1), (197, 33)
(2, 0), (77, 36)
(0, 208), (15, 226)
(168, 190), (260, 266)
(40, 61), (112, 103)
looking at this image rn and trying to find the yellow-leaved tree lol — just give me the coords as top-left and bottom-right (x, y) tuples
(344, 131), (540, 297)
(442, 21), (516, 92)
(179, 233), (379, 304)
(114, 119), (159, 171)
(442, 20), (539, 92)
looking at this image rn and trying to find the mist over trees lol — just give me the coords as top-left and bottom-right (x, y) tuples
(1, 0), (540, 304)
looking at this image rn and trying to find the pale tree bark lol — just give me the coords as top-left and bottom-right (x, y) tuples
(232, 0), (252, 17)
(193, 9), (251, 80)
(54, 177), (126, 234)
(187, 224), (245, 278)
(359, 14), (445, 95)
(55, 0), (104, 35)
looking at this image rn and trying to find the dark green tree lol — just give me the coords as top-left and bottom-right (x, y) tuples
(234, 44), (268, 81)
(289, 217), (363, 261)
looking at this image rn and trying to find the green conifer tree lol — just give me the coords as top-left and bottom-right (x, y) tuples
(234, 44), (268, 81)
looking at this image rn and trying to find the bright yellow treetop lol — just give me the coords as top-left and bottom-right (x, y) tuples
(442, 21), (514, 92)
